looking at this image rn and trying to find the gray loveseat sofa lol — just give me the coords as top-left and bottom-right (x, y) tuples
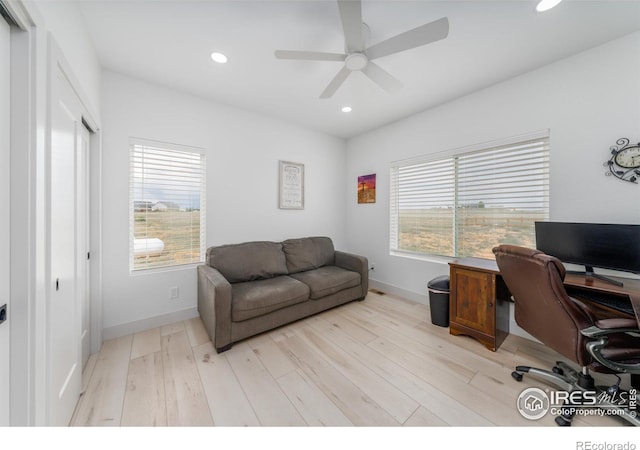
(197, 236), (368, 353)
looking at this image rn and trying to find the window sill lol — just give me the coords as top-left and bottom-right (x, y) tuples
(389, 250), (454, 266)
(130, 262), (203, 276)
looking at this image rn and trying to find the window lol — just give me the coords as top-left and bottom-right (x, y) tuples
(130, 139), (206, 271)
(390, 133), (549, 259)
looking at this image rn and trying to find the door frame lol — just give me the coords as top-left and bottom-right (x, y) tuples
(1, 0), (103, 425)
(3, 0), (32, 426)
(0, 4), (12, 428)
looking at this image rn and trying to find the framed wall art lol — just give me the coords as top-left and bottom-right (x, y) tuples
(279, 160), (305, 209)
(358, 173), (376, 204)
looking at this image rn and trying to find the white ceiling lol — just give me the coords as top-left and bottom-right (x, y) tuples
(77, 0), (640, 139)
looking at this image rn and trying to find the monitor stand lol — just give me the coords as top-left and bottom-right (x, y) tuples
(567, 266), (624, 287)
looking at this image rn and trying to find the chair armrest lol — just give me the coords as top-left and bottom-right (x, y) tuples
(581, 321), (640, 338)
(582, 321), (640, 374)
(335, 250), (368, 298)
(594, 318), (640, 330)
(197, 265), (232, 350)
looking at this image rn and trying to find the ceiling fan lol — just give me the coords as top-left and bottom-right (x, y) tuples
(274, 0), (449, 99)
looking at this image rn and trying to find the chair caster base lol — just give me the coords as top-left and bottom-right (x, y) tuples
(555, 415), (572, 426)
(511, 371), (523, 382)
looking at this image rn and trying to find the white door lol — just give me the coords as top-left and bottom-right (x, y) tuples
(49, 64), (84, 426)
(0, 13), (11, 428)
(78, 125), (91, 368)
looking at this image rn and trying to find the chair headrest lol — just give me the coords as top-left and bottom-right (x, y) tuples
(492, 244), (566, 279)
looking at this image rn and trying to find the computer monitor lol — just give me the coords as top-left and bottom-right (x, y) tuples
(534, 221), (640, 287)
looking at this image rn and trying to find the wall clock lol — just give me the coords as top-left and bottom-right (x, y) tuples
(605, 138), (640, 184)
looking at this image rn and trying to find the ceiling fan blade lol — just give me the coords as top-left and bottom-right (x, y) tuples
(365, 17), (449, 60)
(320, 66), (351, 99)
(274, 50), (346, 62)
(361, 62), (403, 93)
(337, 0), (363, 52)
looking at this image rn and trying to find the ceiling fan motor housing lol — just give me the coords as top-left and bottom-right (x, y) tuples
(345, 53), (368, 71)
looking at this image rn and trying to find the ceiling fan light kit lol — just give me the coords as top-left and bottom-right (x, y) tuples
(210, 52), (228, 64)
(274, 0), (449, 99)
(536, 0), (563, 12)
(345, 53), (368, 71)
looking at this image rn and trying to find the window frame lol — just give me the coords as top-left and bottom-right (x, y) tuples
(129, 137), (207, 273)
(390, 131), (550, 260)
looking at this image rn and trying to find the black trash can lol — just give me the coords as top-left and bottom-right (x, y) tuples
(427, 275), (450, 327)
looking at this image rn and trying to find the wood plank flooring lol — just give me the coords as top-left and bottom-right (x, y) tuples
(71, 292), (629, 427)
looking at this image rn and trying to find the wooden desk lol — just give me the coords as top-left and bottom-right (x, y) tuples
(449, 258), (510, 352)
(448, 258), (640, 352)
(564, 273), (640, 319)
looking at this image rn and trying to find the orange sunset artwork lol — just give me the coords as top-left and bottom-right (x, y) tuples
(358, 174), (376, 204)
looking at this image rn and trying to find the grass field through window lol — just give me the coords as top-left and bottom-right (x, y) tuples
(133, 210), (202, 269)
(398, 207), (545, 259)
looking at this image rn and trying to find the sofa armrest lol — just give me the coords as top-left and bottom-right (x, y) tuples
(335, 250), (368, 298)
(197, 265), (232, 351)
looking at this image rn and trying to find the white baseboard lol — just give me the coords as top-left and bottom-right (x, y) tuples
(101, 285), (538, 345)
(370, 278), (539, 344)
(369, 278), (429, 306)
(102, 307), (200, 341)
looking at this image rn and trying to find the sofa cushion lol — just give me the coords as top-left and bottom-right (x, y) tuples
(289, 266), (360, 300)
(207, 241), (288, 283)
(231, 276), (310, 322)
(282, 237), (335, 274)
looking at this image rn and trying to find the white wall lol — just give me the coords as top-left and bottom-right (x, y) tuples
(345, 32), (640, 308)
(101, 71), (347, 336)
(32, 0), (101, 118)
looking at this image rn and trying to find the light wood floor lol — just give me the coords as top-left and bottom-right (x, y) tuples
(70, 291), (628, 427)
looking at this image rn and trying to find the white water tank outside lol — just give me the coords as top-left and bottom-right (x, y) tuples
(134, 238), (164, 255)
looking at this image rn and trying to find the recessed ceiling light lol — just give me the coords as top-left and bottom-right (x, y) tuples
(210, 52), (228, 64)
(536, 0), (562, 12)
(341, 106), (352, 113)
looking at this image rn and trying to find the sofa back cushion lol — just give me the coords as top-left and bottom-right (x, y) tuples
(207, 241), (288, 283)
(282, 237), (335, 274)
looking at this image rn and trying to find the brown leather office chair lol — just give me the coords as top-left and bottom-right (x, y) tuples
(492, 244), (640, 426)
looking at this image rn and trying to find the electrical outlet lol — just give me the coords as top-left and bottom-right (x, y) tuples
(170, 286), (179, 300)
(370, 262), (376, 271)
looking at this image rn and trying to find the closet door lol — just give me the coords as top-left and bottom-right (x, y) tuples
(78, 124), (91, 369)
(49, 62), (84, 426)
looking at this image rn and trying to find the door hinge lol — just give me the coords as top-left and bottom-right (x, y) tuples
(87, 252), (90, 260)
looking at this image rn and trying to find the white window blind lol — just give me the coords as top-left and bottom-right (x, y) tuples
(390, 134), (549, 259)
(130, 139), (206, 271)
